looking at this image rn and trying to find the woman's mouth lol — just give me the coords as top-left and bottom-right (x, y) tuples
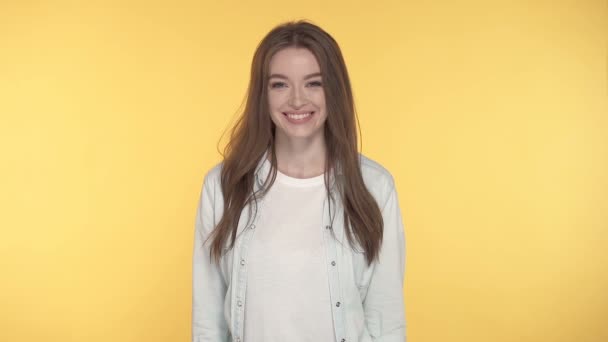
(282, 111), (315, 124)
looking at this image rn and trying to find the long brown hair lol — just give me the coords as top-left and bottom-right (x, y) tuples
(206, 19), (383, 267)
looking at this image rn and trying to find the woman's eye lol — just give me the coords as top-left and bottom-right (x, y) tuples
(270, 82), (286, 88)
(269, 81), (322, 89)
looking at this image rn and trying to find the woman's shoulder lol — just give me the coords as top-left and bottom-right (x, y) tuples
(202, 154), (396, 191)
(201, 161), (224, 189)
(358, 152), (396, 190)
(359, 153), (395, 197)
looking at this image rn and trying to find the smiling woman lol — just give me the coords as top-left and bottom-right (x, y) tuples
(192, 19), (406, 342)
(268, 48), (328, 141)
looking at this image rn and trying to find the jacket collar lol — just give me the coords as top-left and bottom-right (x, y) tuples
(254, 148), (342, 190)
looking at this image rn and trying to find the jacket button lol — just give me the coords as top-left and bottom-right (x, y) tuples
(341, 339), (345, 342)
(237, 300), (242, 307)
(331, 261), (336, 266)
(325, 225), (331, 229)
(240, 259), (245, 266)
(250, 224), (256, 229)
(336, 302), (341, 307)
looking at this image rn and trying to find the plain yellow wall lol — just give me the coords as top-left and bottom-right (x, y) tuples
(1, 1), (606, 341)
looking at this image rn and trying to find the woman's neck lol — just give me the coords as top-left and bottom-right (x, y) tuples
(272, 140), (326, 179)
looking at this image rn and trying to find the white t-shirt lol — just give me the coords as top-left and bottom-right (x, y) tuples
(243, 168), (335, 342)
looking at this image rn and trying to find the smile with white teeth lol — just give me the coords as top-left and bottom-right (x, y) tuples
(284, 112), (314, 120)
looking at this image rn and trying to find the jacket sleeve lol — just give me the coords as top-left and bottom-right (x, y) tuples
(363, 181), (407, 341)
(192, 173), (230, 342)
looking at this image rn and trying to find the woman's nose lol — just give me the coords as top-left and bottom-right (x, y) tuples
(288, 86), (307, 107)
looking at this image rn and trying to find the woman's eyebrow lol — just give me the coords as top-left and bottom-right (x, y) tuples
(268, 72), (322, 80)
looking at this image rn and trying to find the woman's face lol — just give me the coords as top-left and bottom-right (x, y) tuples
(267, 47), (327, 145)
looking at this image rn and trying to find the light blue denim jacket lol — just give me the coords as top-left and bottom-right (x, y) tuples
(192, 151), (406, 342)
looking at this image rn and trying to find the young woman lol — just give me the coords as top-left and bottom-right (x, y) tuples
(193, 20), (406, 342)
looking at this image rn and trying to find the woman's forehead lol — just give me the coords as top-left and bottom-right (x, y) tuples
(269, 47), (320, 73)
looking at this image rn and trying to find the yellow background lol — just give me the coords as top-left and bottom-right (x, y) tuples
(1, 1), (606, 341)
